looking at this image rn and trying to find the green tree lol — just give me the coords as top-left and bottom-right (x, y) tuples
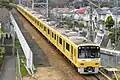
(105, 16), (115, 29)
(119, 21), (120, 24)
(109, 27), (120, 44)
(64, 17), (73, 28)
(0, 0), (12, 10)
(9, 0), (13, 3)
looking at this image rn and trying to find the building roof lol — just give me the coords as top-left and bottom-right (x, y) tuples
(110, 7), (120, 15)
(52, 8), (72, 13)
(96, 8), (109, 15)
(75, 8), (87, 14)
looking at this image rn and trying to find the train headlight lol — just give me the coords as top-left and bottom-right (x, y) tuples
(97, 47), (99, 49)
(95, 63), (99, 65)
(80, 63), (84, 65)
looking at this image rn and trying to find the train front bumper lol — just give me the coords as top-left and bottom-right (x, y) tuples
(78, 67), (99, 74)
(77, 59), (100, 74)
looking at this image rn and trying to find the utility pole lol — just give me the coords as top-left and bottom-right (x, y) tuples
(115, 0), (118, 49)
(32, 0), (34, 9)
(19, 0), (21, 5)
(99, 0), (101, 8)
(86, 0), (101, 42)
(31, 0), (49, 17)
(27, 0), (29, 7)
(88, 3), (93, 42)
(46, 0), (49, 17)
(116, 0), (118, 7)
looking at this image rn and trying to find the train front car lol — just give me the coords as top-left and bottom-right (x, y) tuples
(77, 45), (100, 74)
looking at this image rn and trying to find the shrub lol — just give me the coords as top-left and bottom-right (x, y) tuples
(105, 16), (115, 29)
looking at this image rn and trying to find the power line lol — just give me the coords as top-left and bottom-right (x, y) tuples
(87, 0), (100, 8)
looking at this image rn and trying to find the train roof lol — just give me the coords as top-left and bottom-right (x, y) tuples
(19, 6), (94, 46)
(55, 28), (92, 45)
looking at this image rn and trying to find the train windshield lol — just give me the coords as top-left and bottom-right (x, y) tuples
(78, 46), (100, 58)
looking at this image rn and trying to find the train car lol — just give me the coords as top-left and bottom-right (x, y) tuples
(17, 5), (100, 74)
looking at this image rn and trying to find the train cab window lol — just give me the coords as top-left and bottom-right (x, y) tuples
(48, 29), (50, 34)
(52, 32), (54, 38)
(78, 50), (85, 58)
(78, 46), (100, 58)
(54, 34), (56, 40)
(44, 26), (46, 31)
(59, 37), (62, 45)
(66, 43), (70, 51)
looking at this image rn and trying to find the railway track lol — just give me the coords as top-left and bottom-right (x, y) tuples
(82, 74), (100, 80)
(99, 70), (111, 80)
(11, 9), (107, 80)
(99, 69), (114, 80)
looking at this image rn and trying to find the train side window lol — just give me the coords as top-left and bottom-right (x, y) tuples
(66, 43), (70, 51)
(36, 20), (37, 24)
(41, 24), (43, 29)
(71, 46), (73, 54)
(71, 46), (73, 60)
(59, 37), (62, 45)
(48, 29), (50, 34)
(52, 32), (54, 38)
(39, 23), (41, 27)
(74, 49), (76, 56)
(54, 34), (56, 40)
(33, 17), (34, 21)
(44, 26), (46, 31)
(32, 17), (33, 21)
(37, 21), (39, 25)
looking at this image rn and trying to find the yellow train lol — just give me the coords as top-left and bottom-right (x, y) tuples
(17, 5), (100, 74)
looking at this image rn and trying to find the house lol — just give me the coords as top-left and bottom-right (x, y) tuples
(93, 7), (110, 22)
(50, 8), (73, 18)
(92, 7), (110, 29)
(75, 7), (89, 20)
(109, 7), (120, 23)
(74, 7), (90, 26)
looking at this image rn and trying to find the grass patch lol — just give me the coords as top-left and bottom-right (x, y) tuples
(0, 47), (4, 68)
(20, 57), (28, 77)
(116, 66), (120, 70)
(20, 62), (28, 76)
(0, 28), (4, 36)
(16, 62), (19, 76)
(16, 56), (28, 77)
